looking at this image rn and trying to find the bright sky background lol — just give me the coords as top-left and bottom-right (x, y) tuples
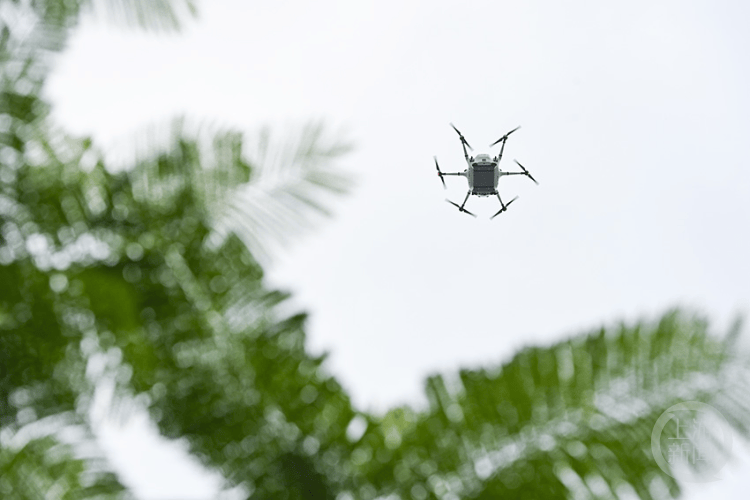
(44, 0), (750, 498)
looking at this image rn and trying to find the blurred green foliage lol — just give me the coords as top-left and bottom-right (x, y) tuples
(1, 1), (749, 499)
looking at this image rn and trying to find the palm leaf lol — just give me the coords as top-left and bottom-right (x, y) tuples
(84, 0), (198, 32)
(114, 117), (354, 264)
(353, 310), (750, 500)
(0, 421), (126, 499)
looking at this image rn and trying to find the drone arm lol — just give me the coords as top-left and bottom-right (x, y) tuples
(460, 142), (470, 163)
(449, 124), (473, 163)
(490, 126), (520, 159)
(491, 194), (518, 219)
(499, 170), (538, 184)
(440, 172), (466, 176)
(496, 137), (507, 163)
(446, 190), (475, 217)
(511, 160), (539, 184)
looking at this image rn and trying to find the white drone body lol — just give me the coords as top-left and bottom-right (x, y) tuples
(434, 123), (538, 219)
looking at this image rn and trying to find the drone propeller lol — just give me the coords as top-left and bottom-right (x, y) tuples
(433, 156), (447, 189)
(449, 123), (473, 151)
(514, 160), (538, 185)
(489, 126), (521, 147)
(446, 199), (476, 217)
(490, 196), (518, 219)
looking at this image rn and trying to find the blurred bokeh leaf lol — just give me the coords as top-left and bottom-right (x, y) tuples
(349, 311), (750, 500)
(0, 431), (126, 500)
(2, 0), (352, 498)
(85, 0), (198, 32)
(111, 117), (354, 264)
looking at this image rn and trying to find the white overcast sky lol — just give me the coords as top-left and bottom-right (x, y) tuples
(44, 0), (750, 498)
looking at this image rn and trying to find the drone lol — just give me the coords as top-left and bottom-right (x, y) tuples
(434, 123), (538, 219)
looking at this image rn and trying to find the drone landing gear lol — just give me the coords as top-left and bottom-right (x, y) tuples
(446, 191), (476, 217)
(490, 193), (518, 220)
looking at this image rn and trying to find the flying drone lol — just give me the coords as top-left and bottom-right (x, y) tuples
(434, 123), (538, 219)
